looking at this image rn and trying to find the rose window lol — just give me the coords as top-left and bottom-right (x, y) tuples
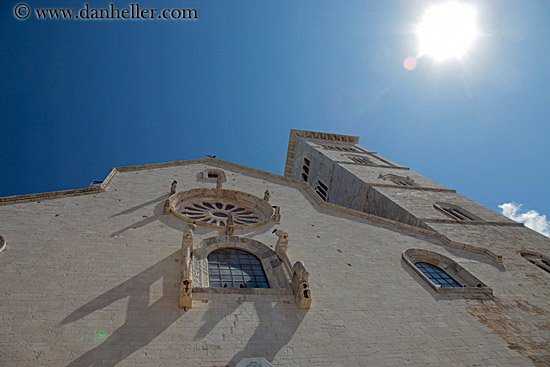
(169, 188), (274, 228)
(180, 201), (261, 226)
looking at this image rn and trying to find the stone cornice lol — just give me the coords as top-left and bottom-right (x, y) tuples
(368, 183), (456, 192)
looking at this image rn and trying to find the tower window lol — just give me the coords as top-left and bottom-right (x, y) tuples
(378, 174), (416, 186)
(415, 262), (461, 288)
(433, 202), (480, 221)
(348, 156), (373, 165)
(315, 180), (328, 201)
(321, 145), (365, 153)
(301, 157), (310, 182)
(208, 249), (269, 288)
(521, 252), (550, 274)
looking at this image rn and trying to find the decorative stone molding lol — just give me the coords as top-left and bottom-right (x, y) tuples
(192, 235), (290, 290)
(402, 248), (493, 296)
(168, 188), (276, 229)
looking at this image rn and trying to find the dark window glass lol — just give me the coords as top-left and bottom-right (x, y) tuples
(415, 262), (461, 288)
(208, 249), (269, 288)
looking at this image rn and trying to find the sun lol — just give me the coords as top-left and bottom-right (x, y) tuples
(416, 1), (479, 62)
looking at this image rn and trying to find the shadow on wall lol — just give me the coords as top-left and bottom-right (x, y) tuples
(194, 295), (308, 366)
(60, 250), (307, 367)
(60, 251), (184, 367)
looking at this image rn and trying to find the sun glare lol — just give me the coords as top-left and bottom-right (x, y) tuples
(417, 2), (479, 62)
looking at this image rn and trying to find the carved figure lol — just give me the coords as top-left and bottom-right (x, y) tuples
(216, 176), (223, 189)
(264, 190), (271, 202)
(181, 223), (196, 257)
(225, 213), (235, 235)
(170, 180), (178, 195)
(163, 200), (171, 215)
(179, 223), (196, 309)
(274, 229), (289, 260)
(179, 279), (192, 309)
(273, 206), (281, 223)
(291, 261), (311, 309)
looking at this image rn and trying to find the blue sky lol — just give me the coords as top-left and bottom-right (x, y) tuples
(1, 0), (549, 232)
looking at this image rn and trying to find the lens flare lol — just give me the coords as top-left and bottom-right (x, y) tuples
(417, 1), (479, 62)
(403, 57), (417, 71)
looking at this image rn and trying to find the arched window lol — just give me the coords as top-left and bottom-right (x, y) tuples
(208, 248), (269, 289)
(433, 202), (481, 221)
(521, 251), (550, 274)
(415, 262), (461, 288)
(402, 249), (493, 296)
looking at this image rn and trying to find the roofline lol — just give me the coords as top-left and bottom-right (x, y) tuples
(0, 156), (504, 263)
(284, 129), (360, 178)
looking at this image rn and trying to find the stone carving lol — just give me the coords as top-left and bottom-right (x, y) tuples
(216, 176), (223, 189)
(273, 229), (289, 261)
(170, 180), (178, 195)
(163, 200), (171, 215)
(273, 206), (281, 224)
(180, 223), (196, 309)
(263, 190), (270, 202)
(179, 279), (192, 309)
(181, 223), (196, 257)
(291, 261), (311, 309)
(172, 188), (276, 229)
(225, 213), (235, 235)
(0, 235), (6, 254)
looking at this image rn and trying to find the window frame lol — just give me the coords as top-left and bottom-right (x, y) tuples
(520, 250), (550, 274)
(433, 202), (481, 221)
(191, 236), (291, 294)
(208, 248), (270, 289)
(402, 248), (492, 296)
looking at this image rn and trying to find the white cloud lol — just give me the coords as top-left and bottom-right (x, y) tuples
(499, 202), (550, 237)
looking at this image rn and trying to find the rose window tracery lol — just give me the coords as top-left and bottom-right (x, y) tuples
(169, 188), (275, 228)
(180, 201), (261, 226)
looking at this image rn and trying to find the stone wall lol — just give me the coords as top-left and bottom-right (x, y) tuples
(1, 160), (548, 366)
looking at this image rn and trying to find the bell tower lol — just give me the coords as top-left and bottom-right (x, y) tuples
(285, 129), (518, 262)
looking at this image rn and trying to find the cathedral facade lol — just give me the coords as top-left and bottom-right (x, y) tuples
(0, 129), (549, 366)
